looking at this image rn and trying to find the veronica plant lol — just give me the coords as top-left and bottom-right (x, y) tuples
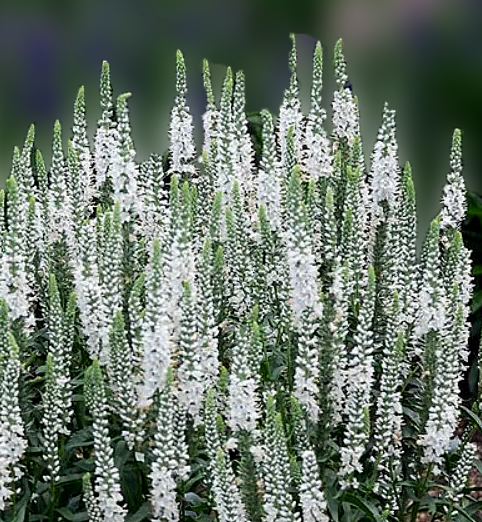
(0, 35), (480, 522)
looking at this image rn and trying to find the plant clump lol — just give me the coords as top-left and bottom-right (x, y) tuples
(0, 35), (479, 522)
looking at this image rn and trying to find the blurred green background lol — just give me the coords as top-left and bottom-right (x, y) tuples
(0, 0), (482, 401)
(0, 0), (481, 237)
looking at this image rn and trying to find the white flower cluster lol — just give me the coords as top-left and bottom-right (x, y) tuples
(213, 449), (249, 522)
(73, 221), (109, 360)
(440, 129), (466, 229)
(293, 309), (321, 421)
(168, 51), (197, 179)
(419, 240), (473, 472)
(84, 360), (127, 522)
(93, 61), (115, 189)
(137, 238), (174, 408)
(0, 332), (26, 511)
(332, 88), (358, 145)
(278, 35), (304, 170)
(413, 219), (447, 339)
(447, 442), (476, 503)
(300, 450), (329, 522)
(109, 94), (140, 222)
(149, 370), (190, 522)
(227, 324), (260, 432)
(257, 110), (283, 231)
(41, 274), (75, 481)
(369, 103), (399, 209)
(284, 167), (322, 326)
(177, 281), (206, 424)
(0, 174), (35, 329)
(339, 266), (376, 487)
(72, 86), (96, 211)
(262, 396), (299, 522)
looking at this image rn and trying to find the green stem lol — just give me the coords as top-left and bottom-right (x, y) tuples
(11, 476), (17, 516)
(49, 478), (57, 522)
(387, 460), (402, 520)
(444, 505), (454, 522)
(408, 463), (433, 522)
(179, 479), (186, 521)
(400, 364), (421, 396)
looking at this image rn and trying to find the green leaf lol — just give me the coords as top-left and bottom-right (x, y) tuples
(420, 493), (436, 514)
(114, 439), (130, 469)
(325, 491), (339, 522)
(467, 359), (479, 396)
(120, 464), (144, 510)
(56, 507), (89, 521)
(64, 427), (93, 452)
(464, 500), (482, 515)
(56, 473), (85, 485)
(125, 502), (150, 522)
(467, 191), (482, 218)
(403, 406), (421, 425)
(194, 515), (213, 522)
(184, 472), (204, 491)
(11, 488), (30, 522)
(26, 446), (44, 454)
(473, 458), (482, 477)
(460, 405), (482, 433)
(446, 504), (479, 522)
(472, 265), (482, 276)
(184, 492), (204, 507)
(471, 290), (482, 314)
(73, 457), (95, 472)
(338, 492), (385, 522)
(271, 364), (286, 381)
(322, 470), (339, 522)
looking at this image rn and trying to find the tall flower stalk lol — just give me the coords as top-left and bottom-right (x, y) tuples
(84, 359), (126, 522)
(0, 320), (26, 511)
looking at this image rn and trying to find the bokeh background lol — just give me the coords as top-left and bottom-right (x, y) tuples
(0, 0), (481, 238)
